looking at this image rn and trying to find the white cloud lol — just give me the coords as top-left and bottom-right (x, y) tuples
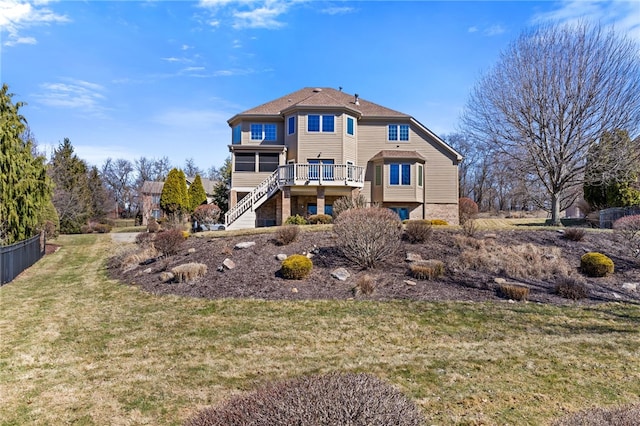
(532, 0), (640, 41)
(468, 26), (478, 33)
(321, 6), (355, 15)
(232, 3), (288, 29)
(34, 78), (109, 118)
(197, 0), (293, 30)
(485, 24), (506, 36)
(0, 0), (69, 46)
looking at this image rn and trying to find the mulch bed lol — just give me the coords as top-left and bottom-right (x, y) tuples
(109, 229), (640, 306)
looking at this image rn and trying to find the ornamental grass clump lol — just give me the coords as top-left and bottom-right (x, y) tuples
(555, 276), (589, 300)
(409, 260), (445, 280)
(184, 372), (425, 426)
(333, 207), (402, 268)
(563, 227), (586, 242)
(354, 274), (376, 296)
(497, 284), (530, 301)
(171, 262), (207, 283)
(580, 252), (614, 277)
(281, 254), (313, 279)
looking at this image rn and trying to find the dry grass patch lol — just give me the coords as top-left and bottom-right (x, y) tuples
(409, 260), (445, 281)
(171, 263), (208, 283)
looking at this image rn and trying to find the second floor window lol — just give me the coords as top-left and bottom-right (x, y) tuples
(346, 117), (354, 136)
(232, 125), (241, 144)
(388, 124), (409, 141)
(288, 116), (295, 135)
(390, 163), (411, 186)
(250, 124), (277, 141)
(308, 114), (335, 132)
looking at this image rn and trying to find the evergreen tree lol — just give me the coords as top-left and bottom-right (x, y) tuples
(88, 165), (111, 221)
(188, 174), (207, 212)
(49, 138), (93, 233)
(211, 157), (231, 217)
(160, 168), (189, 223)
(0, 84), (51, 245)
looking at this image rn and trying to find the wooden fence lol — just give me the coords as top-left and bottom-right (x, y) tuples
(0, 233), (45, 285)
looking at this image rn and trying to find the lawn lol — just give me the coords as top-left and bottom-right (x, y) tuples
(1, 233), (639, 425)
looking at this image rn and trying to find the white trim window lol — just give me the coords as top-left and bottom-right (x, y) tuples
(308, 114), (335, 133)
(250, 123), (277, 141)
(388, 124), (409, 141)
(389, 163), (411, 185)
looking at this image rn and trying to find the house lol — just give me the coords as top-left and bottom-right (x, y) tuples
(140, 176), (217, 225)
(225, 87), (462, 229)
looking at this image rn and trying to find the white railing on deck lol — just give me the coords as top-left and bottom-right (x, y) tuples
(225, 163), (364, 227)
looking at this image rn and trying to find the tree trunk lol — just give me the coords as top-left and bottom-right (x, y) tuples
(550, 193), (561, 226)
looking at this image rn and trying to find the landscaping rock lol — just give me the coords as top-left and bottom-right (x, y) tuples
(622, 282), (638, 292)
(291, 287), (298, 293)
(484, 233), (497, 239)
(143, 267), (152, 274)
(612, 292), (622, 299)
(223, 258), (236, 270)
(404, 280), (417, 286)
(160, 271), (174, 282)
(406, 252), (422, 262)
(188, 248), (196, 254)
(235, 241), (256, 249)
(494, 277), (507, 284)
(276, 253), (288, 261)
(331, 268), (350, 281)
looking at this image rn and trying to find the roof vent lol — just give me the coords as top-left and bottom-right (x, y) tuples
(312, 88), (322, 92)
(354, 93), (360, 106)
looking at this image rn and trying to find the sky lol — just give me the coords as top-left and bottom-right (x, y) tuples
(1, 0), (639, 173)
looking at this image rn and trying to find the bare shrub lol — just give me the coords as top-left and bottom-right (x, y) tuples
(461, 219), (479, 238)
(80, 224), (93, 234)
(613, 214), (640, 258)
(332, 193), (369, 218)
(147, 218), (160, 233)
(497, 284), (530, 301)
(92, 223), (112, 233)
(404, 220), (432, 243)
(275, 225), (299, 246)
(563, 228), (586, 242)
(192, 204), (221, 228)
(453, 243), (570, 280)
(171, 263), (207, 283)
(453, 234), (486, 251)
(555, 275), (589, 300)
(154, 229), (185, 256)
(409, 260), (445, 280)
(135, 232), (155, 248)
(307, 214), (332, 224)
(552, 403), (640, 426)
(354, 274), (376, 296)
(184, 372), (425, 426)
(333, 207), (402, 268)
(459, 197), (479, 224)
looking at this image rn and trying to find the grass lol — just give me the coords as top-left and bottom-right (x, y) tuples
(1, 234), (640, 425)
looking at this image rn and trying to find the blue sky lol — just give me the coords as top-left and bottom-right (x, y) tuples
(1, 0), (639, 172)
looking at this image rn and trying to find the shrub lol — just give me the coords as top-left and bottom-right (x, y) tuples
(154, 229), (185, 256)
(184, 372), (425, 426)
(80, 224), (93, 234)
(555, 276), (589, 300)
(563, 228), (586, 242)
(43, 220), (58, 239)
(461, 218), (479, 238)
(404, 220), (432, 243)
(409, 260), (445, 280)
(281, 254), (313, 279)
(192, 204), (221, 227)
(275, 225), (299, 245)
(497, 284), (530, 301)
(430, 219), (449, 226)
(332, 193), (368, 218)
(580, 252), (614, 277)
(354, 274), (376, 296)
(147, 218), (160, 233)
(307, 213), (332, 224)
(459, 197), (479, 224)
(171, 262), (207, 283)
(333, 207), (402, 268)
(285, 214), (307, 225)
(92, 223), (112, 233)
(613, 214), (640, 258)
(135, 232), (155, 248)
(552, 403), (640, 426)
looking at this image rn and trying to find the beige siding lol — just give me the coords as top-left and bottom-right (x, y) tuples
(284, 114), (298, 161)
(238, 119), (285, 146)
(343, 114), (358, 164)
(297, 111), (344, 163)
(357, 120), (458, 203)
(232, 171), (272, 188)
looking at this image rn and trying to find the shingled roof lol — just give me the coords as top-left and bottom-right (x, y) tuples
(370, 150), (427, 162)
(229, 87), (410, 122)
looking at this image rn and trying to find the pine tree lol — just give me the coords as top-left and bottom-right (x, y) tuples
(160, 168), (189, 223)
(188, 174), (207, 212)
(0, 84), (51, 245)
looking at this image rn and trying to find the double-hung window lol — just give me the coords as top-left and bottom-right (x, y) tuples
(307, 114), (335, 132)
(346, 117), (354, 136)
(287, 116), (295, 135)
(232, 125), (241, 144)
(250, 124), (277, 141)
(389, 163), (411, 186)
(388, 124), (409, 141)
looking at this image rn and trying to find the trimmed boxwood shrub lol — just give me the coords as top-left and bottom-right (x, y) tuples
(184, 372), (425, 426)
(307, 213), (332, 224)
(281, 254), (313, 279)
(285, 214), (307, 225)
(580, 252), (614, 277)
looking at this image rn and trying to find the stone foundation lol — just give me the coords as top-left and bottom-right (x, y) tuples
(424, 203), (459, 225)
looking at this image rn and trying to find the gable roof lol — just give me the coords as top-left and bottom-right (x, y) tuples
(228, 87), (410, 123)
(141, 177), (218, 196)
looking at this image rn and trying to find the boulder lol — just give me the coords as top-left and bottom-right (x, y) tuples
(276, 253), (288, 261)
(331, 267), (351, 281)
(494, 277), (507, 285)
(235, 241), (256, 249)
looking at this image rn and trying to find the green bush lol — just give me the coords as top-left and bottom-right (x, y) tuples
(307, 213), (332, 224)
(281, 254), (313, 279)
(184, 372), (425, 426)
(404, 220), (432, 243)
(580, 252), (614, 277)
(409, 260), (445, 280)
(285, 214), (307, 225)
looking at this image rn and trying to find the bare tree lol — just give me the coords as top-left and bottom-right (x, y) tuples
(101, 158), (134, 218)
(463, 22), (640, 224)
(183, 157), (203, 178)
